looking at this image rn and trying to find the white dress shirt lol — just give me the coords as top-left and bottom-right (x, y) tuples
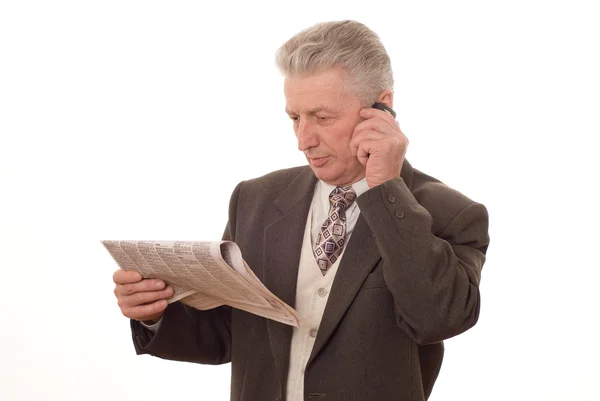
(285, 178), (369, 401)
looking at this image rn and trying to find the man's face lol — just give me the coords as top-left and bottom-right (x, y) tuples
(284, 69), (366, 186)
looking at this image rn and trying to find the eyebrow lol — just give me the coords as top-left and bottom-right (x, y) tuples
(285, 105), (332, 115)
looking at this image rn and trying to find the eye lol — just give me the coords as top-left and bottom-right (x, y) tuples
(290, 116), (299, 122)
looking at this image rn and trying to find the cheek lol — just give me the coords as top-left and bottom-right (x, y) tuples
(329, 130), (354, 159)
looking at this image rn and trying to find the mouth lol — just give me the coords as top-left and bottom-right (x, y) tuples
(308, 156), (329, 167)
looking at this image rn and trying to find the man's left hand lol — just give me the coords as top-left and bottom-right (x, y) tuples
(350, 107), (408, 188)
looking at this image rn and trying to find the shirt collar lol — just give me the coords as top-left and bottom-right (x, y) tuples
(316, 177), (369, 213)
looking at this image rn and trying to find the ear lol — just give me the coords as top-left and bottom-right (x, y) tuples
(376, 90), (394, 109)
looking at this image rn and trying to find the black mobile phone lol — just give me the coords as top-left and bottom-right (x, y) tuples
(372, 102), (396, 118)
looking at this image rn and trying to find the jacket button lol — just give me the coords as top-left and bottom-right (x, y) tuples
(395, 210), (405, 219)
(309, 328), (318, 337)
(387, 194), (396, 203)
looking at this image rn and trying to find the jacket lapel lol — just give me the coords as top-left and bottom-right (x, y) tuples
(307, 160), (415, 365)
(306, 215), (379, 365)
(263, 166), (317, 388)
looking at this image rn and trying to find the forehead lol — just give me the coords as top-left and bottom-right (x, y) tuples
(284, 69), (356, 113)
(284, 69), (346, 95)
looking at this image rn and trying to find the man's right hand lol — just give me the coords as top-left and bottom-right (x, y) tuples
(113, 270), (174, 323)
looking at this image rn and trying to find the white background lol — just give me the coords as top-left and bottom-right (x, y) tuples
(1, 1), (599, 400)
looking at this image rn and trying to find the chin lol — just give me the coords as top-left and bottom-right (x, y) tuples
(314, 169), (348, 186)
(311, 164), (364, 186)
(311, 167), (338, 183)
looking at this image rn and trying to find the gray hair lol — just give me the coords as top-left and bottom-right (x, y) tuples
(275, 20), (394, 106)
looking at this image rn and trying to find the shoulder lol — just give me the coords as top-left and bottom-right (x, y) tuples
(409, 167), (487, 235)
(234, 165), (314, 203)
(245, 165), (310, 188)
(411, 167), (475, 208)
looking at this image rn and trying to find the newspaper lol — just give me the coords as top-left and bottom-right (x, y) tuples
(102, 240), (300, 327)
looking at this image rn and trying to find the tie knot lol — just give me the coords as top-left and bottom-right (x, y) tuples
(329, 186), (357, 211)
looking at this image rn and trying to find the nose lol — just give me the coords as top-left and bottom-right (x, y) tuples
(296, 119), (319, 152)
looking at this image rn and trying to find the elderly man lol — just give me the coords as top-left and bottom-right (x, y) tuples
(113, 20), (490, 401)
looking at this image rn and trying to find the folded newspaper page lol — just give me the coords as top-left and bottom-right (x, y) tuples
(102, 240), (300, 327)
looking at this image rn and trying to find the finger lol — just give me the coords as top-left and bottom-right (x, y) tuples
(122, 299), (169, 321)
(356, 138), (377, 157)
(113, 270), (142, 285)
(115, 278), (166, 297)
(354, 115), (401, 138)
(360, 107), (398, 127)
(355, 139), (378, 166)
(350, 130), (385, 155)
(350, 129), (385, 143)
(352, 123), (408, 154)
(118, 286), (174, 309)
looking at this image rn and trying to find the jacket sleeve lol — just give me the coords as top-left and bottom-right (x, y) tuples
(130, 181), (246, 364)
(356, 177), (490, 345)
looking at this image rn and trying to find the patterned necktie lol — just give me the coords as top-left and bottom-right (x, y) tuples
(313, 186), (357, 275)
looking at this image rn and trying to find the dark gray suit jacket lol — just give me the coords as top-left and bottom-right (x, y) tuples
(131, 160), (490, 401)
